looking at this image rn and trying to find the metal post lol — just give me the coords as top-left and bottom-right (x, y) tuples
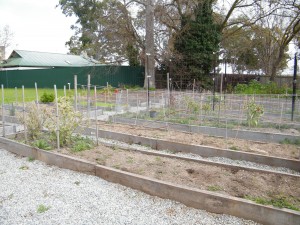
(213, 77), (216, 111)
(94, 86), (99, 146)
(22, 86), (27, 143)
(74, 75), (78, 111)
(292, 53), (297, 121)
(1, 85), (5, 137)
(87, 74), (91, 125)
(147, 75), (150, 109)
(54, 85), (60, 151)
(15, 87), (18, 104)
(167, 72), (170, 107)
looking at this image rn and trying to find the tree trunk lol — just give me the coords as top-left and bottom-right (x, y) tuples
(270, 45), (286, 81)
(144, 0), (155, 88)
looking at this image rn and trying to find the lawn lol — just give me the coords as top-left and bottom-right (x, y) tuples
(0, 88), (82, 103)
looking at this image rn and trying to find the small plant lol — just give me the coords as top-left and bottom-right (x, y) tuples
(40, 92), (55, 103)
(74, 181), (80, 185)
(37, 204), (51, 213)
(71, 136), (94, 152)
(245, 98), (264, 127)
(33, 139), (52, 150)
(229, 146), (239, 151)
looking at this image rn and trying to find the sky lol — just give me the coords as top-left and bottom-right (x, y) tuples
(0, 0), (77, 58)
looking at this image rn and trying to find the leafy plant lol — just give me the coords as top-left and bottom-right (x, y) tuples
(33, 139), (52, 150)
(71, 136), (94, 152)
(40, 92), (55, 103)
(245, 98), (264, 127)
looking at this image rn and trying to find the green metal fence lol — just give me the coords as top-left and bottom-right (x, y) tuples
(0, 65), (144, 88)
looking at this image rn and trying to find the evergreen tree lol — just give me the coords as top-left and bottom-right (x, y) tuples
(174, 0), (221, 88)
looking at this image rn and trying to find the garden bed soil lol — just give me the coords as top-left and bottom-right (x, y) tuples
(54, 143), (300, 211)
(92, 123), (300, 160)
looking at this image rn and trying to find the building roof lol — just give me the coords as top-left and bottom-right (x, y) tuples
(0, 50), (99, 68)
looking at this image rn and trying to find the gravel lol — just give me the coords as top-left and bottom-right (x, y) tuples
(0, 149), (260, 225)
(95, 137), (300, 176)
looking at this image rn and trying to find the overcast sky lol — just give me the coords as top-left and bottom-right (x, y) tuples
(0, 0), (77, 58)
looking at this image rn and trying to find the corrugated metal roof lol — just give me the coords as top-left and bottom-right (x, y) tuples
(0, 50), (99, 68)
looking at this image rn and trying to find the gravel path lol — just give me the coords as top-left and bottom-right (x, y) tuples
(0, 149), (259, 225)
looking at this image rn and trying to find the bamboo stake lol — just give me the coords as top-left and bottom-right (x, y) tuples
(54, 85), (60, 151)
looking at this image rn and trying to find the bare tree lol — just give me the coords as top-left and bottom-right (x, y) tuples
(0, 25), (14, 60)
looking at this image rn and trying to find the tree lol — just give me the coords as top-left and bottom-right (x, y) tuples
(173, 0), (221, 87)
(0, 25), (14, 60)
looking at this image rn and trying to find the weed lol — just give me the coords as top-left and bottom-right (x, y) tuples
(113, 164), (121, 169)
(155, 156), (161, 162)
(245, 196), (299, 211)
(28, 157), (35, 162)
(207, 185), (223, 192)
(37, 204), (51, 213)
(74, 181), (80, 186)
(126, 157), (134, 164)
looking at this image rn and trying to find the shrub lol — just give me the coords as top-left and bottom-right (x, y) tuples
(44, 97), (82, 146)
(40, 92), (55, 103)
(245, 98), (264, 127)
(17, 102), (52, 139)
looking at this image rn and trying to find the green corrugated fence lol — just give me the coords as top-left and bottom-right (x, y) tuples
(0, 65), (145, 88)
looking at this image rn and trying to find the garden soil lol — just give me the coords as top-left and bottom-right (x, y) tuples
(51, 122), (300, 210)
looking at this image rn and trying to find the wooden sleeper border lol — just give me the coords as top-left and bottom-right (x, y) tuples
(0, 137), (299, 225)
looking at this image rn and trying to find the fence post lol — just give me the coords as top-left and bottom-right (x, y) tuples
(54, 85), (60, 151)
(15, 87), (18, 104)
(74, 75), (78, 111)
(22, 86), (27, 143)
(1, 85), (5, 137)
(94, 86), (99, 146)
(87, 74), (91, 125)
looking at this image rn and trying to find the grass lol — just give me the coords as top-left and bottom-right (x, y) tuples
(28, 157), (35, 162)
(207, 185), (223, 192)
(0, 88), (79, 103)
(280, 138), (300, 146)
(37, 204), (51, 213)
(245, 195), (299, 211)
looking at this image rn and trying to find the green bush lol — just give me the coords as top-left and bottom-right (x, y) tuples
(40, 92), (55, 103)
(234, 80), (289, 94)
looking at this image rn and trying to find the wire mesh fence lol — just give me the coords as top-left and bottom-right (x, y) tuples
(1, 82), (300, 144)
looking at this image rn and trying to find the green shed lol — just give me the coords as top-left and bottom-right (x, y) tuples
(0, 50), (144, 88)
